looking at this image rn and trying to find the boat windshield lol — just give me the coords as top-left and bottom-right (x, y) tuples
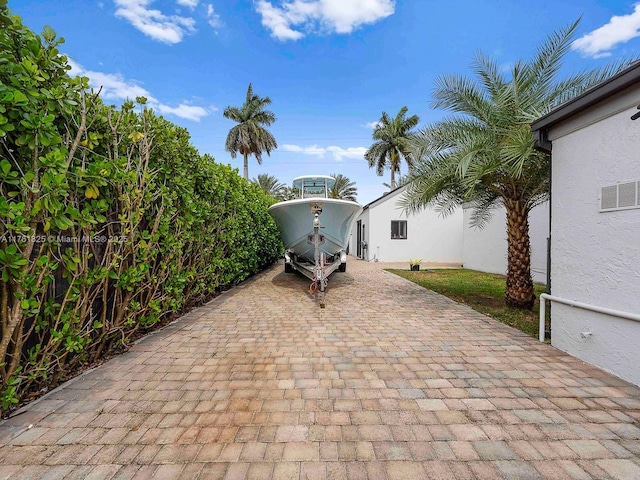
(292, 176), (336, 199)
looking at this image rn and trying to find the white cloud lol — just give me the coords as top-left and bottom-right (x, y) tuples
(156, 103), (208, 121)
(68, 59), (209, 121)
(176, 0), (199, 8)
(114, 0), (196, 44)
(365, 121), (381, 129)
(206, 4), (222, 29)
(326, 146), (367, 161)
(282, 144), (366, 161)
(66, 58), (83, 76)
(572, 4), (640, 58)
(255, 0), (395, 41)
(282, 144), (303, 152)
(255, 1), (304, 40)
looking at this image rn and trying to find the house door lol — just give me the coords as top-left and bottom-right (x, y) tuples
(356, 220), (362, 258)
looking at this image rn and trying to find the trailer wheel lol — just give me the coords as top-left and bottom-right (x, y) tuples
(285, 262), (294, 273)
(338, 262), (346, 272)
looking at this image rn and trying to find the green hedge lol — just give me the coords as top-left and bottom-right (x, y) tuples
(0, 6), (283, 413)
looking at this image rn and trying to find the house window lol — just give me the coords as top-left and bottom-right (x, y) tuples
(391, 221), (407, 239)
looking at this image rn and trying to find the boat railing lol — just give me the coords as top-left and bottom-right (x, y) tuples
(303, 190), (326, 199)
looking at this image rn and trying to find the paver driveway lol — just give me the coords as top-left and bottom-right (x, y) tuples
(1, 259), (640, 479)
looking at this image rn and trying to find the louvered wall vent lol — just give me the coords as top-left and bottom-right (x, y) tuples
(600, 181), (640, 212)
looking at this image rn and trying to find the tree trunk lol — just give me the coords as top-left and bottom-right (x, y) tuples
(390, 150), (396, 189)
(504, 198), (535, 309)
(243, 152), (249, 180)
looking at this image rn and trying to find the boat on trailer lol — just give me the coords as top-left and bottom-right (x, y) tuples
(268, 175), (362, 307)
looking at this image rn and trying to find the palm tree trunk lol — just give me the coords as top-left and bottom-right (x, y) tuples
(504, 198), (535, 310)
(243, 152), (249, 180)
(390, 150), (397, 189)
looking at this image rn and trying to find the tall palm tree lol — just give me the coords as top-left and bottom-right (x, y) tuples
(402, 20), (630, 310)
(365, 106), (419, 189)
(224, 83), (277, 180)
(252, 173), (285, 198)
(328, 173), (357, 201)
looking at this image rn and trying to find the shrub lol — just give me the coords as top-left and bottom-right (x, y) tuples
(0, 6), (282, 415)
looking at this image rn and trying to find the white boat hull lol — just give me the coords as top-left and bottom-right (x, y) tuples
(268, 198), (362, 263)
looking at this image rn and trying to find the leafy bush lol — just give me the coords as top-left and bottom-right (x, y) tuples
(0, 5), (282, 414)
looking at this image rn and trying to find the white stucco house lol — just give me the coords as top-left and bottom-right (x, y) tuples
(348, 185), (463, 264)
(350, 184), (549, 285)
(463, 203), (549, 285)
(531, 62), (640, 386)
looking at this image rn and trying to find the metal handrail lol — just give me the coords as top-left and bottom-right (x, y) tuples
(539, 293), (640, 342)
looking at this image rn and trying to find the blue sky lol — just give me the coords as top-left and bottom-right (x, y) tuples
(11, 0), (640, 204)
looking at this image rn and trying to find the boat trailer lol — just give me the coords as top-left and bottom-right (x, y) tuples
(284, 213), (346, 308)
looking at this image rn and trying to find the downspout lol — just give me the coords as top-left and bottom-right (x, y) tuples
(547, 151), (551, 295)
(543, 157), (551, 341)
(533, 128), (553, 340)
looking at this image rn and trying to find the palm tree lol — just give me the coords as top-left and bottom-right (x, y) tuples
(328, 173), (357, 201)
(277, 186), (299, 202)
(402, 20), (630, 310)
(224, 83), (277, 180)
(365, 106), (419, 189)
(252, 173), (285, 198)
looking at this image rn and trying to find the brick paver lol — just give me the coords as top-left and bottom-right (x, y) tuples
(1, 259), (639, 479)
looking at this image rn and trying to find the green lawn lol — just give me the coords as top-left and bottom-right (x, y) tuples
(387, 268), (548, 338)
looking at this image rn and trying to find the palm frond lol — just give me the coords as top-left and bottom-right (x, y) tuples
(432, 74), (495, 124)
(499, 123), (536, 178)
(520, 19), (580, 108)
(329, 173), (358, 201)
(400, 148), (465, 215)
(466, 193), (502, 229)
(252, 173), (285, 197)
(472, 51), (506, 102)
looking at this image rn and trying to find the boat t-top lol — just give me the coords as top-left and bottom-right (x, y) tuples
(268, 175), (362, 307)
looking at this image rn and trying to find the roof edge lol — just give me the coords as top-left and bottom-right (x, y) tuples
(531, 61), (640, 133)
(364, 183), (408, 209)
